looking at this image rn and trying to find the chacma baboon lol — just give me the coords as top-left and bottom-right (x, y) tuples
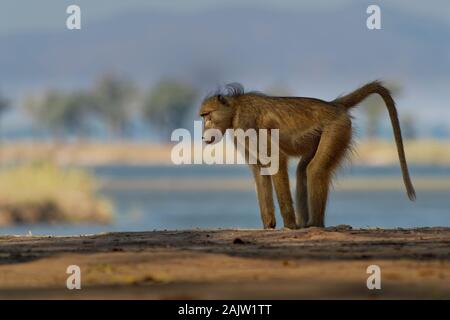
(199, 81), (416, 229)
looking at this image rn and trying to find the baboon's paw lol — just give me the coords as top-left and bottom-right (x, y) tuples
(296, 221), (308, 229)
(263, 222), (276, 229)
(305, 222), (325, 229)
(281, 224), (298, 231)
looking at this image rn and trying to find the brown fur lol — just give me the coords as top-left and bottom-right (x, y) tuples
(199, 82), (416, 228)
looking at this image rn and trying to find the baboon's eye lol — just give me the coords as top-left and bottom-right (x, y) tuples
(202, 113), (212, 121)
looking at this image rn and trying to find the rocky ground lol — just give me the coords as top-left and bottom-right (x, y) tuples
(0, 226), (449, 299)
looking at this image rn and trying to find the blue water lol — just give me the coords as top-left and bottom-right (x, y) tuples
(89, 164), (450, 179)
(1, 165), (449, 236)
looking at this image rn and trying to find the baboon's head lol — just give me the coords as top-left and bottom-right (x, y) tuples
(199, 83), (243, 144)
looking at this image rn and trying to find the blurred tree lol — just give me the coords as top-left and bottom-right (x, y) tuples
(0, 93), (8, 115)
(92, 74), (136, 138)
(143, 79), (198, 141)
(0, 92), (9, 139)
(24, 90), (93, 140)
(364, 95), (384, 139)
(401, 113), (417, 140)
(363, 82), (401, 140)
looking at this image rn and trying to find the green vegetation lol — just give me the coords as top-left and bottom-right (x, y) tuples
(19, 76), (423, 143)
(143, 79), (198, 140)
(0, 92), (9, 143)
(23, 75), (198, 142)
(25, 74), (136, 140)
(91, 74), (136, 138)
(359, 81), (417, 140)
(362, 82), (400, 139)
(24, 89), (94, 138)
(0, 162), (113, 226)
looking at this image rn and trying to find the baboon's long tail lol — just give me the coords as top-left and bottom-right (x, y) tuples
(332, 81), (416, 201)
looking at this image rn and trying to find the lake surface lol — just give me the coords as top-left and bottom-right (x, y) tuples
(1, 165), (450, 236)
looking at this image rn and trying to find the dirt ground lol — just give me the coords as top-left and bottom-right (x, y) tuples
(0, 226), (449, 299)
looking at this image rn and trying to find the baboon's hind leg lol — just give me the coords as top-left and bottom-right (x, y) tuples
(307, 118), (352, 227)
(296, 140), (319, 228)
(251, 165), (276, 229)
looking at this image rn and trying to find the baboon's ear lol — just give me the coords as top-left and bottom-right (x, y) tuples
(217, 94), (230, 106)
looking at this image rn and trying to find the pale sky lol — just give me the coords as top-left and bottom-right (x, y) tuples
(1, 0), (450, 35)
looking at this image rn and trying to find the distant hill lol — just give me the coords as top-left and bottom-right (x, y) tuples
(1, 4), (449, 94)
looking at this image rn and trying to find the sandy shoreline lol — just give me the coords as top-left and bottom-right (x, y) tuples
(0, 226), (449, 299)
(2, 140), (450, 166)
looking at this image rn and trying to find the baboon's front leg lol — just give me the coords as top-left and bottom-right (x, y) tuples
(271, 158), (297, 229)
(250, 165), (276, 229)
